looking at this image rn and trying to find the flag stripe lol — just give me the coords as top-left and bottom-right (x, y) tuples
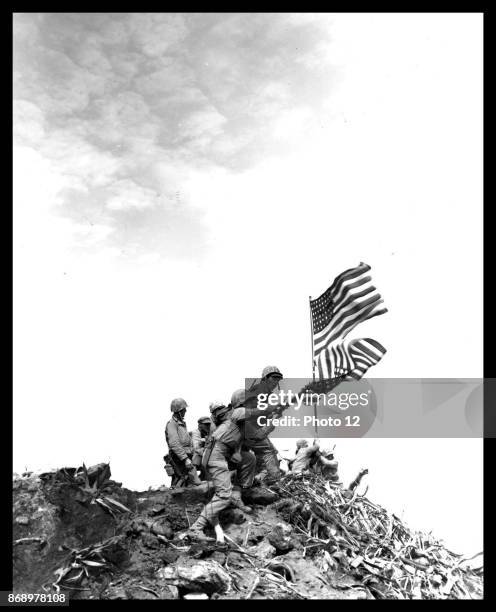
(314, 338), (386, 381)
(333, 284), (376, 314)
(331, 273), (372, 309)
(313, 269), (385, 342)
(357, 337), (387, 354)
(327, 262), (371, 299)
(330, 293), (384, 334)
(314, 301), (387, 356)
(313, 282), (381, 341)
(350, 339), (387, 362)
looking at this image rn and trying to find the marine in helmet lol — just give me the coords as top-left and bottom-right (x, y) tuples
(165, 398), (201, 488)
(312, 446), (341, 484)
(243, 366), (284, 485)
(186, 389), (283, 543)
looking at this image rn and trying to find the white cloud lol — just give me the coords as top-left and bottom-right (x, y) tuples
(129, 13), (189, 57)
(180, 107), (227, 139)
(134, 61), (193, 97)
(39, 130), (121, 190)
(106, 179), (157, 210)
(13, 99), (46, 144)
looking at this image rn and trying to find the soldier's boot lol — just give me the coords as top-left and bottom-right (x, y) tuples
(231, 498), (253, 513)
(231, 487), (253, 513)
(184, 516), (214, 543)
(262, 456), (282, 486)
(253, 470), (267, 485)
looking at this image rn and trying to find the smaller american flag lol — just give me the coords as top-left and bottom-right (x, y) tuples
(315, 337), (387, 380)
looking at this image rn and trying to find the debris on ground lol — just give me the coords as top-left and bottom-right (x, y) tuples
(268, 522), (294, 553)
(158, 560), (232, 594)
(12, 464), (483, 599)
(274, 473), (483, 600)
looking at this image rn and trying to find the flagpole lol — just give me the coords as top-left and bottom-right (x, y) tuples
(309, 296), (318, 438)
(309, 296), (315, 382)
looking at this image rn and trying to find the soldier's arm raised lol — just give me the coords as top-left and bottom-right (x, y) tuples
(242, 402), (287, 421)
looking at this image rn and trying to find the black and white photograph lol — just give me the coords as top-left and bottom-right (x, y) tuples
(11, 12), (483, 601)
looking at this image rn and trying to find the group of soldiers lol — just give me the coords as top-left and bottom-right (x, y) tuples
(164, 365), (341, 543)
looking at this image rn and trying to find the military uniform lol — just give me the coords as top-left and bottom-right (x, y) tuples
(313, 455), (341, 484)
(291, 443), (320, 474)
(191, 429), (205, 467)
(165, 414), (200, 486)
(187, 391), (283, 541)
(242, 366), (284, 484)
(191, 417), (213, 479)
(243, 420), (281, 483)
(198, 407), (257, 527)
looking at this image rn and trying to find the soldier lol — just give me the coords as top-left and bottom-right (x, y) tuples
(186, 390), (282, 543)
(312, 447), (341, 484)
(291, 439), (321, 474)
(243, 366), (284, 484)
(165, 398), (201, 487)
(191, 416), (213, 480)
(291, 439), (340, 480)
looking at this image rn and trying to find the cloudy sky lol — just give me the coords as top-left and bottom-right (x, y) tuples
(13, 13), (482, 554)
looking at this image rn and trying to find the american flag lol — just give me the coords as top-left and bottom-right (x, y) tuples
(310, 263), (387, 380)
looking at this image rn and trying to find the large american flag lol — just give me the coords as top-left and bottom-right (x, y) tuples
(310, 262), (387, 380)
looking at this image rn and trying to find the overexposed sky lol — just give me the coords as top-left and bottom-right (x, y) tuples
(13, 13), (483, 555)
